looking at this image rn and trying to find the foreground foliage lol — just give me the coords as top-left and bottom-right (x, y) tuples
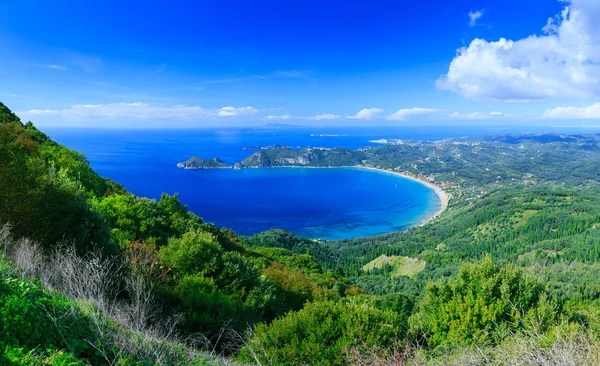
(411, 257), (558, 349)
(239, 300), (404, 365)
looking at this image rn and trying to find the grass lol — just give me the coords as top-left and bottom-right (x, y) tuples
(513, 209), (538, 229)
(392, 257), (426, 278)
(362, 255), (426, 279)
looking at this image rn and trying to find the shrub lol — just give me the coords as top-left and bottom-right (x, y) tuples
(239, 300), (404, 366)
(175, 274), (240, 334)
(217, 251), (274, 312)
(263, 263), (333, 316)
(411, 256), (559, 349)
(159, 230), (223, 277)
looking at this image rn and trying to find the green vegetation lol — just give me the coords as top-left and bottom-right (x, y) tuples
(5, 98), (600, 364)
(238, 300), (403, 366)
(0, 253), (213, 365)
(239, 147), (366, 167)
(362, 255), (426, 278)
(412, 256), (557, 349)
(177, 156), (232, 169)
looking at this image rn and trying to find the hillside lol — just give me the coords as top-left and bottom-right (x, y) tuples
(240, 147), (366, 167)
(3, 100), (600, 364)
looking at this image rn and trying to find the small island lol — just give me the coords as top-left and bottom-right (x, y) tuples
(176, 156), (232, 169)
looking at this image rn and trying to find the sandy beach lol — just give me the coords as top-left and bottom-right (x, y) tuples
(355, 166), (449, 224)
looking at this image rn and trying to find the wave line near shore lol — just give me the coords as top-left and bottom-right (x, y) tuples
(353, 166), (449, 225)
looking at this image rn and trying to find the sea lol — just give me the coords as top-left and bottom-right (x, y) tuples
(43, 124), (599, 240)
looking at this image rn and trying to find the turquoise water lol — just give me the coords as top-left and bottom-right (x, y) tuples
(43, 127), (450, 239)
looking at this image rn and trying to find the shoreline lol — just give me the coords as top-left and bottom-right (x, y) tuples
(353, 166), (449, 225)
(238, 165), (450, 225)
(178, 163), (450, 228)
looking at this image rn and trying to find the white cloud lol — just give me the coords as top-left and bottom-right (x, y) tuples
(217, 106), (258, 117)
(543, 102), (600, 119)
(265, 113), (339, 121)
(308, 114), (339, 120)
(48, 64), (69, 71)
(450, 111), (506, 120)
(468, 9), (484, 27)
(266, 114), (293, 120)
(347, 108), (383, 120)
(19, 103), (258, 121)
(437, 0), (600, 101)
(387, 108), (441, 121)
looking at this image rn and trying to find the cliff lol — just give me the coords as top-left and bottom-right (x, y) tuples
(240, 147), (367, 167)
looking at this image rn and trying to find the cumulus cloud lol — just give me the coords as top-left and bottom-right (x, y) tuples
(468, 9), (484, 27)
(437, 0), (600, 101)
(19, 103), (258, 121)
(387, 108), (441, 121)
(450, 111), (505, 120)
(347, 108), (383, 120)
(543, 102), (600, 119)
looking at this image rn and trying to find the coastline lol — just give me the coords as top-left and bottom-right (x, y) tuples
(178, 162), (450, 228)
(354, 166), (449, 224)
(238, 165), (450, 225)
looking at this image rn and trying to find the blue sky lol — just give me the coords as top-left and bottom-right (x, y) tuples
(0, 0), (599, 127)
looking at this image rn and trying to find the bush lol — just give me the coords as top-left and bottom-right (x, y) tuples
(159, 230), (223, 277)
(239, 300), (404, 366)
(175, 274), (240, 335)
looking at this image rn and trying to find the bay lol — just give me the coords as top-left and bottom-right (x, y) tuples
(44, 125), (583, 239)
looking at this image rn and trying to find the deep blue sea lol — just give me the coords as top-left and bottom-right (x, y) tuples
(43, 125), (600, 239)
